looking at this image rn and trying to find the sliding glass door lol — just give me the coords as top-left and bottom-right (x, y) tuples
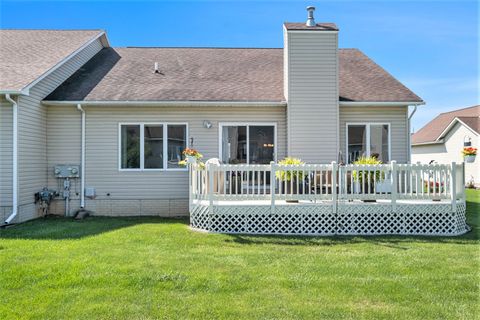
(346, 123), (390, 163)
(221, 124), (275, 164)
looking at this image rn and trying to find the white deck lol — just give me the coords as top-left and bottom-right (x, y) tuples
(189, 162), (469, 236)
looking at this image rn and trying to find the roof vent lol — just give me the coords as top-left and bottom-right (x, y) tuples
(154, 62), (160, 74)
(306, 6), (316, 27)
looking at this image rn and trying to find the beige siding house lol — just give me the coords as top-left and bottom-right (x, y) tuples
(0, 9), (424, 223)
(412, 105), (479, 187)
(0, 30), (108, 223)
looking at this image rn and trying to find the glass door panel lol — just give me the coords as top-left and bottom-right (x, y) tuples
(370, 124), (389, 162)
(248, 125), (274, 164)
(348, 125), (367, 163)
(222, 126), (247, 164)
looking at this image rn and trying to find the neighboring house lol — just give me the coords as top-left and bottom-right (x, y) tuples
(412, 105), (479, 187)
(0, 8), (424, 223)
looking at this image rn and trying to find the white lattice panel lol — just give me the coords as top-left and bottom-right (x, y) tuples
(190, 202), (469, 236)
(337, 204), (402, 235)
(398, 202), (467, 235)
(190, 204), (210, 230)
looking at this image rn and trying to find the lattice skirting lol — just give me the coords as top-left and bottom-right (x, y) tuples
(190, 202), (468, 236)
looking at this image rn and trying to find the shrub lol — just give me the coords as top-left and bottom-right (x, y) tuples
(352, 156), (384, 184)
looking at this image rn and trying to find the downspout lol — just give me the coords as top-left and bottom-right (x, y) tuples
(407, 105), (418, 163)
(76, 104), (85, 208)
(5, 94), (18, 224)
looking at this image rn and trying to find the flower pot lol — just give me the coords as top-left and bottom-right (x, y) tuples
(352, 181), (377, 202)
(375, 179), (392, 193)
(464, 155), (476, 163)
(186, 155), (197, 164)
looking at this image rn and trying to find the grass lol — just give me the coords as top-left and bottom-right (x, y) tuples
(0, 190), (478, 319)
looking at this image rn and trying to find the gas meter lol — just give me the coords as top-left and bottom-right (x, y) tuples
(34, 187), (58, 217)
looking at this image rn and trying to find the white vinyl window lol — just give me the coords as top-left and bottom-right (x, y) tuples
(119, 123), (187, 171)
(346, 123), (390, 163)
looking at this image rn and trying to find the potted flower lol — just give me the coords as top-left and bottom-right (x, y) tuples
(462, 147), (477, 163)
(182, 147), (203, 164)
(352, 156), (385, 201)
(275, 157), (305, 202)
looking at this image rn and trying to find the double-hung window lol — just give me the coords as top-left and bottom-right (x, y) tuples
(346, 123), (390, 163)
(120, 123), (187, 170)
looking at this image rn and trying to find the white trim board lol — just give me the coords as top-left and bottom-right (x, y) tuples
(340, 101), (424, 107)
(44, 100), (423, 108)
(43, 100), (287, 107)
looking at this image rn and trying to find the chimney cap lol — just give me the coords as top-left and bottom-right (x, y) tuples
(306, 6), (316, 27)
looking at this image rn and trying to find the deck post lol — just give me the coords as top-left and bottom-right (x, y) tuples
(208, 163), (214, 214)
(189, 164), (193, 213)
(450, 162), (457, 212)
(331, 161), (337, 214)
(270, 161), (276, 214)
(391, 160), (397, 213)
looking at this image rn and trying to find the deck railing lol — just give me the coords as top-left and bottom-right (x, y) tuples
(189, 161), (465, 210)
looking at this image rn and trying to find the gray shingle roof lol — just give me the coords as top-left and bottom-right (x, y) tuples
(47, 47), (284, 101)
(339, 49), (422, 102)
(46, 47), (423, 103)
(0, 29), (103, 91)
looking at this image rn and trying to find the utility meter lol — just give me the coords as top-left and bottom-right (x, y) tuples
(54, 164), (80, 178)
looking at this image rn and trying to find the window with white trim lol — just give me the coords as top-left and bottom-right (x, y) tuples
(347, 123), (390, 163)
(120, 123), (187, 170)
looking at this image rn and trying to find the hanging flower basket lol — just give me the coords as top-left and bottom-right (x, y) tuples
(179, 148), (203, 166)
(464, 155), (476, 163)
(462, 147), (477, 163)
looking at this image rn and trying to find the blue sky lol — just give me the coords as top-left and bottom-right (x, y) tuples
(1, 0), (478, 130)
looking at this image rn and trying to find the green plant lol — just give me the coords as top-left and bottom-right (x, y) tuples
(0, 190), (478, 320)
(352, 156), (385, 184)
(275, 157), (305, 182)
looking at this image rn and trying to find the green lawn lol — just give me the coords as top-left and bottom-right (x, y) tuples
(1, 191), (479, 319)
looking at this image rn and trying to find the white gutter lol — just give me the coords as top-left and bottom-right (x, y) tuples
(0, 89), (28, 96)
(340, 101), (425, 107)
(412, 140), (444, 146)
(407, 105), (418, 163)
(76, 104), (86, 208)
(4, 94), (18, 224)
(42, 100), (287, 108)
